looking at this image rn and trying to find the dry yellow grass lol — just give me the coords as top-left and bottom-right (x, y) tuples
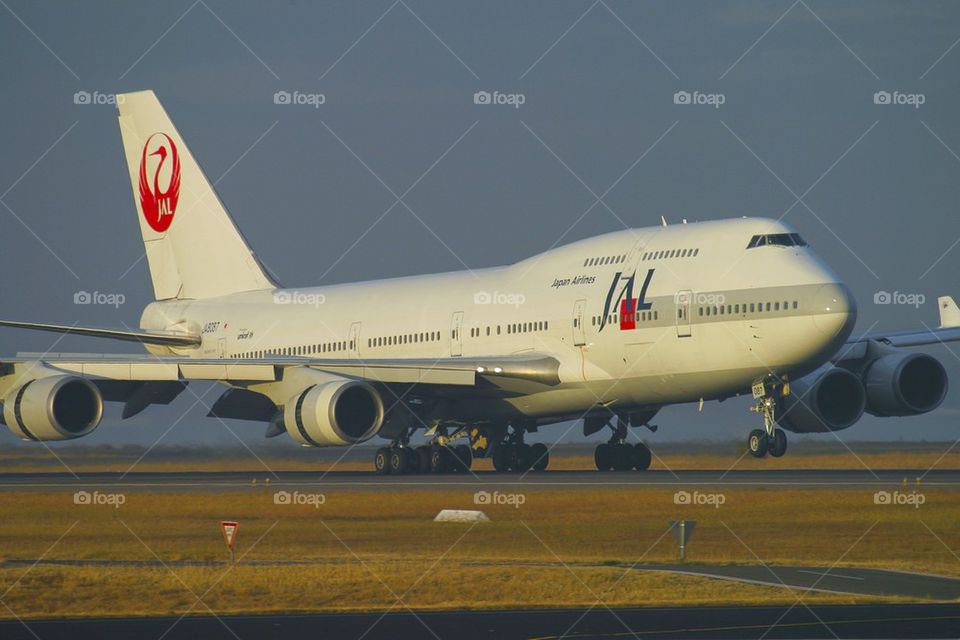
(0, 486), (957, 619)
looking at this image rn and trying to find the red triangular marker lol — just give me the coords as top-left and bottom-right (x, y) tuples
(221, 521), (239, 550)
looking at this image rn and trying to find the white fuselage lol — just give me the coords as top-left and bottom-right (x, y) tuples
(140, 218), (857, 424)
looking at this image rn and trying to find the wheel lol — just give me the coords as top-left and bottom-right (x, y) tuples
(512, 443), (532, 471)
(453, 445), (473, 472)
(374, 448), (390, 475)
(632, 442), (652, 471)
(492, 445), (510, 472)
(769, 429), (788, 458)
(389, 448), (409, 474)
(530, 443), (549, 471)
(430, 446), (450, 474)
(595, 443), (614, 471)
(748, 429), (768, 458)
(415, 446), (432, 474)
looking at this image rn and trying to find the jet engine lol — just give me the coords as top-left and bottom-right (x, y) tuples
(2, 375), (104, 441)
(778, 367), (865, 433)
(862, 352), (947, 417)
(283, 375), (384, 447)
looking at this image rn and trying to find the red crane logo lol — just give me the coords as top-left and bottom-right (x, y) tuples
(138, 132), (181, 232)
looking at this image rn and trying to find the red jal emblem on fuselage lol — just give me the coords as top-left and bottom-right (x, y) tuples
(138, 132), (181, 232)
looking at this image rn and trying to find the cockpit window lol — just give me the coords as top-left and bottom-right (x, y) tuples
(747, 233), (808, 249)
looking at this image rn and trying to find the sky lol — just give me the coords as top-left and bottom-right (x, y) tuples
(1, 1), (960, 450)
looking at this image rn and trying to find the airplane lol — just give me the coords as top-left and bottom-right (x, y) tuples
(1, 89), (958, 475)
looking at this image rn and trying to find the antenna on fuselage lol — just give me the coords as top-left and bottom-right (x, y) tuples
(660, 215), (667, 226)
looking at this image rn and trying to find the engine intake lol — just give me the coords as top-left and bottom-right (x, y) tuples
(779, 367), (865, 433)
(2, 376), (103, 441)
(864, 352), (948, 417)
(283, 377), (384, 447)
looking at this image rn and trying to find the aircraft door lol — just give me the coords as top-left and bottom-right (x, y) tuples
(451, 311), (464, 356)
(573, 299), (587, 346)
(676, 289), (692, 337)
(349, 322), (362, 356)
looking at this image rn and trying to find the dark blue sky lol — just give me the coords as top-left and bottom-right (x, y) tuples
(2, 1), (960, 447)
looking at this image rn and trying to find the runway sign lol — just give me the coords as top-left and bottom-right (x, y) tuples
(221, 521), (239, 556)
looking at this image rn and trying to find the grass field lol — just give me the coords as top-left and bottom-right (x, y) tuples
(1, 485), (958, 619)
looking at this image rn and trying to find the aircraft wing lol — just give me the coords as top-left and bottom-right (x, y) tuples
(4, 352), (561, 387)
(0, 320), (200, 347)
(836, 296), (960, 362)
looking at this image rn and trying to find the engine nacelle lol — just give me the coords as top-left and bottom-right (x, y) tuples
(778, 367), (865, 433)
(283, 377), (384, 447)
(863, 352), (948, 417)
(2, 376), (103, 441)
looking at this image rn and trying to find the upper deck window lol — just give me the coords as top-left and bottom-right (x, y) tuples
(746, 233), (807, 249)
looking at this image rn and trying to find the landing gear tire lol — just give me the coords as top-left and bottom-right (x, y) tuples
(389, 448), (410, 474)
(512, 443), (532, 472)
(530, 443), (549, 471)
(632, 442), (652, 471)
(492, 445), (510, 472)
(415, 446), (432, 474)
(430, 446), (452, 474)
(748, 429), (769, 458)
(374, 448), (390, 475)
(595, 443), (613, 471)
(768, 428), (788, 458)
(452, 445), (473, 472)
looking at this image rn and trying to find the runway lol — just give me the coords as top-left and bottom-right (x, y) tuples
(0, 468), (954, 491)
(2, 604), (959, 639)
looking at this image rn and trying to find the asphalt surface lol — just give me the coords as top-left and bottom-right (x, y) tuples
(2, 604), (960, 639)
(0, 469), (953, 490)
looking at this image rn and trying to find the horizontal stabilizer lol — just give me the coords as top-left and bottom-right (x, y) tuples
(0, 320), (200, 347)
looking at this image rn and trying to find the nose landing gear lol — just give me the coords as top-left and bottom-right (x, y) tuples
(747, 380), (789, 458)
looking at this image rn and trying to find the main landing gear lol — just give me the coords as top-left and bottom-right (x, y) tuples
(491, 425), (549, 473)
(747, 380), (788, 458)
(374, 426), (473, 475)
(594, 416), (652, 471)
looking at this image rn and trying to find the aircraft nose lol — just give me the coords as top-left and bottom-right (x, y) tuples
(812, 282), (857, 340)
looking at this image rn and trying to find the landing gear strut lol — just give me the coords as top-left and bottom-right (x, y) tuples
(594, 416), (651, 471)
(747, 380), (789, 459)
(491, 425), (549, 472)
